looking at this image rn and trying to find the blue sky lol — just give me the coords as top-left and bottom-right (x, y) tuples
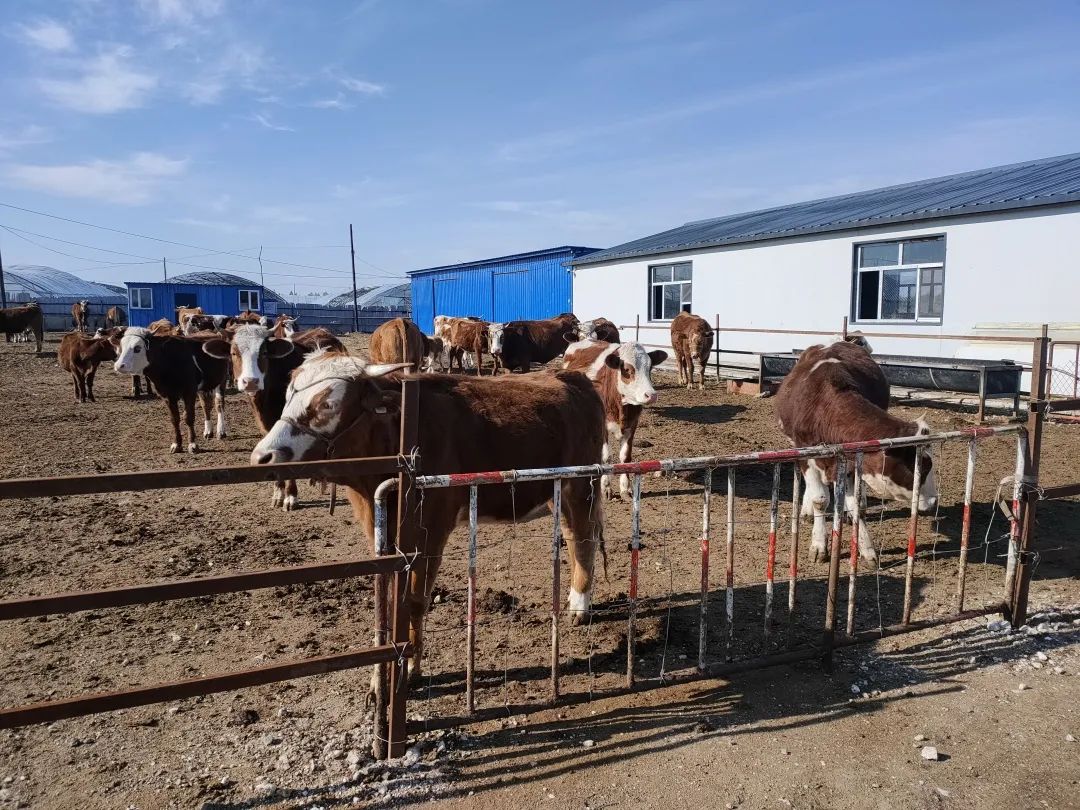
(1, 0), (1079, 300)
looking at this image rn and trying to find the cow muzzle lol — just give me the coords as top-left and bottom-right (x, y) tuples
(252, 447), (292, 465)
(238, 376), (262, 393)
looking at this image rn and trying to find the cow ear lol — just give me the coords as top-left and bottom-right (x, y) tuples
(373, 391), (401, 416)
(604, 352), (622, 369)
(365, 362), (414, 378)
(563, 331), (579, 343)
(202, 339), (232, 359)
(649, 350), (669, 365)
(266, 338), (296, 359)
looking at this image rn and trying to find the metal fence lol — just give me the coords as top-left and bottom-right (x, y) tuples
(275, 303), (410, 334)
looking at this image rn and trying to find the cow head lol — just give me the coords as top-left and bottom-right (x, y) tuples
(203, 324), (294, 393)
(577, 319), (599, 341)
(688, 328), (714, 358)
(488, 323), (506, 355)
(603, 343), (668, 406)
(422, 336), (444, 371)
(78, 300), (88, 314)
(277, 316), (298, 337)
(112, 327), (151, 375)
(867, 419), (939, 512)
(251, 352), (411, 465)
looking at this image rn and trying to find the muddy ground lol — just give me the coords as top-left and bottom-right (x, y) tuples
(0, 332), (1077, 809)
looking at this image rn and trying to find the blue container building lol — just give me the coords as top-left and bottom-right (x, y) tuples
(408, 246), (600, 333)
(123, 271), (286, 328)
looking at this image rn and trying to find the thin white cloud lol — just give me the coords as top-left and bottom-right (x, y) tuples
(39, 47), (157, 114)
(181, 42), (267, 105)
(311, 94), (352, 111)
(6, 151), (187, 205)
(340, 76), (385, 96)
(16, 19), (75, 52)
(250, 113), (295, 132)
(0, 125), (52, 154)
(137, 0), (226, 26)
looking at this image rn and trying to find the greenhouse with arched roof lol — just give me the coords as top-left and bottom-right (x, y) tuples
(2, 265), (127, 331)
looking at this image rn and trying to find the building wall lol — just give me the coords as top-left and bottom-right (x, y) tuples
(410, 249), (587, 333)
(125, 282), (268, 327)
(573, 205), (1080, 366)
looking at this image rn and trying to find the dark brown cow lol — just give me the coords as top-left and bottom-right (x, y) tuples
(563, 339), (667, 499)
(579, 317), (620, 343)
(111, 327), (230, 453)
(446, 318), (490, 374)
(203, 325), (344, 509)
(105, 306), (126, 328)
(670, 312), (714, 391)
(488, 313), (579, 373)
(369, 318), (427, 370)
(774, 339), (939, 563)
(58, 332), (117, 403)
(71, 300), (89, 333)
(251, 357), (607, 681)
(0, 302), (43, 352)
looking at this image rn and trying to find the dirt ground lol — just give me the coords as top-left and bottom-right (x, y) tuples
(0, 332), (1077, 809)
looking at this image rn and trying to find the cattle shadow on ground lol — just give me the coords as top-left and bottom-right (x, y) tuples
(652, 403), (745, 425)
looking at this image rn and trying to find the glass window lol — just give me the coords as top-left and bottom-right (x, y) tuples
(239, 289), (261, 311)
(852, 236), (945, 323)
(130, 288), (152, 309)
(649, 263), (692, 321)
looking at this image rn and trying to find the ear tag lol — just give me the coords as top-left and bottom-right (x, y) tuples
(374, 406), (388, 414)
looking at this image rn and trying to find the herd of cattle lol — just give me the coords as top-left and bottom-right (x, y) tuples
(1, 301), (939, 674)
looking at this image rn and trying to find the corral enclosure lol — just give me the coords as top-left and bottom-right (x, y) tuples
(0, 332), (1078, 807)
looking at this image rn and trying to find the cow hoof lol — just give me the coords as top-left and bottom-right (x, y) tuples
(169, 443), (180, 453)
(271, 492), (284, 508)
(283, 495), (297, 511)
(568, 588), (591, 626)
(202, 430), (212, 440)
(860, 547), (878, 563)
(189, 444), (199, 454)
(217, 430), (228, 439)
(811, 546), (829, 564)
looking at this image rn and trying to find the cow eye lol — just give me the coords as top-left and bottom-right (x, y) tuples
(133, 346), (141, 353)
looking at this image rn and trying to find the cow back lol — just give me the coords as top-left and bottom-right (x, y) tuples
(370, 318), (426, 369)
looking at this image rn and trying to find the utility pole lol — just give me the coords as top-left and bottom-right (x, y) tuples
(162, 257), (167, 282)
(258, 246), (266, 313)
(349, 224), (359, 333)
(0, 238), (7, 309)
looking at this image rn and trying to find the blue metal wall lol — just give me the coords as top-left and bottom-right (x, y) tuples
(124, 282), (265, 327)
(409, 246), (599, 333)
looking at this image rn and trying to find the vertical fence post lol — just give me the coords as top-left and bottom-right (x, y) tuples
(635, 314), (640, 343)
(788, 465), (800, 621)
(627, 474), (642, 688)
(956, 437), (977, 613)
(466, 485), (478, 714)
(550, 480), (562, 701)
(1010, 325), (1048, 626)
(822, 456), (847, 671)
(901, 447), (924, 626)
(845, 452), (863, 636)
(841, 315), (848, 339)
(387, 377), (420, 759)
(763, 464), (780, 636)
(1074, 343), (1078, 399)
(698, 469), (712, 671)
(714, 314), (721, 384)
(725, 468), (736, 657)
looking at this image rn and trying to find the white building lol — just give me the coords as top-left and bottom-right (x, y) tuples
(571, 153), (1080, 382)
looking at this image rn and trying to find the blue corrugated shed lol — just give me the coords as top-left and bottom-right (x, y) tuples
(409, 246), (599, 333)
(572, 152), (1080, 266)
(124, 271), (284, 327)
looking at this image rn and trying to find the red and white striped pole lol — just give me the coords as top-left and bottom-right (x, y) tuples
(788, 465), (801, 619)
(955, 437), (978, 613)
(550, 480), (561, 701)
(901, 450), (924, 625)
(698, 469), (712, 671)
(763, 463), (780, 635)
(466, 485), (478, 713)
(725, 468), (736, 657)
(845, 452), (863, 636)
(1004, 433), (1027, 598)
(627, 473), (642, 688)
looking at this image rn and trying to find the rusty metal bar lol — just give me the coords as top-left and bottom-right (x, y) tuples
(845, 452), (864, 636)
(1039, 397), (1080, 411)
(956, 437), (978, 612)
(550, 480), (561, 700)
(764, 463), (780, 635)
(0, 456), (402, 501)
(466, 485), (478, 714)
(901, 449), (925, 625)
(698, 469), (712, 671)
(1039, 482), (1080, 500)
(725, 467), (735, 655)
(788, 465), (800, 621)
(822, 456), (846, 668)
(0, 645), (403, 729)
(0, 557), (404, 621)
(627, 473), (642, 688)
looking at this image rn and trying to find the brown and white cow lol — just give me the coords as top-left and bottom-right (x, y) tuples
(111, 327), (230, 453)
(71, 300), (89, 333)
(175, 306), (204, 333)
(369, 318), (427, 371)
(235, 309), (262, 325)
(271, 314), (298, 338)
(0, 302), (43, 352)
(148, 318), (178, 336)
(670, 312), (714, 391)
(578, 317), (620, 344)
(774, 339), (939, 563)
(58, 332), (117, 403)
(251, 355), (607, 678)
(421, 334), (444, 372)
(564, 339), (668, 499)
(105, 306), (126, 328)
(203, 324), (344, 509)
(446, 318), (491, 374)
(488, 313), (580, 374)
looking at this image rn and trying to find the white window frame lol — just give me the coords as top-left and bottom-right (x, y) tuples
(130, 287), (153, 310)
(853, 237), (945, 325)
(648, 262), (692, 322)
(238, 289), (261, 311)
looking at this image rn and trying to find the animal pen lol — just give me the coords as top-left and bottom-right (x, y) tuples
(0, 328), (1075, 759)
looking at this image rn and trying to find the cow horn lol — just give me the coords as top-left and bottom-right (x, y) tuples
(365, 362), (414, 378)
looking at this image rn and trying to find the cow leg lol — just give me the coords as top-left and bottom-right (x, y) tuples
(198, 390), (214, 440)
(804, 459), (831, 562)
(675, 353), (684, 386)
(845, 486), (876, 562)
(183, 390), (199, 453)
(562, 478), (603, 625)
(71, 373), (83, 403)
(270, 480), (286, 508)
(166, 397), (183, 452)
(85, 364), (98, 402)
(215, 387), (227, 438)
(283, 479), (298, 511)
(698, 358), (707, 391)
(617, 420), (637, 499)
(131, 375), (142, 398)
(599, 436), (614, 500)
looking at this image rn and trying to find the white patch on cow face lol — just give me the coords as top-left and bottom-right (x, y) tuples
(232, 325), (271, 393)
(282, 318), (297, 337)
(113, 327), (150, 375)
(488, 323), (505, 354)
(614, 342), (659, 406)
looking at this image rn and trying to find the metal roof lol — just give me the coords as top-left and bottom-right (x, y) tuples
(571, 152), (1080, 266)
(130, 271), (287, 303)
(327, 282), (410, 309)
(3, 265), (127, 302)
(410, 245), (600, 276)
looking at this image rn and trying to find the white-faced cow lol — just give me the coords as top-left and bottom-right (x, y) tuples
(71, 300), (89, 333)
(488, 313), (579, 374)
(58, 332), (117, 403)
(578, 317), (620, 343)
(251, 354), (607, 679)
(564, 339), (668, 499)
(774, 339), (938, 563)
(111, 327), (230, 453)
(203, 325), (344, 509)
(670, 312), (714, 391)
